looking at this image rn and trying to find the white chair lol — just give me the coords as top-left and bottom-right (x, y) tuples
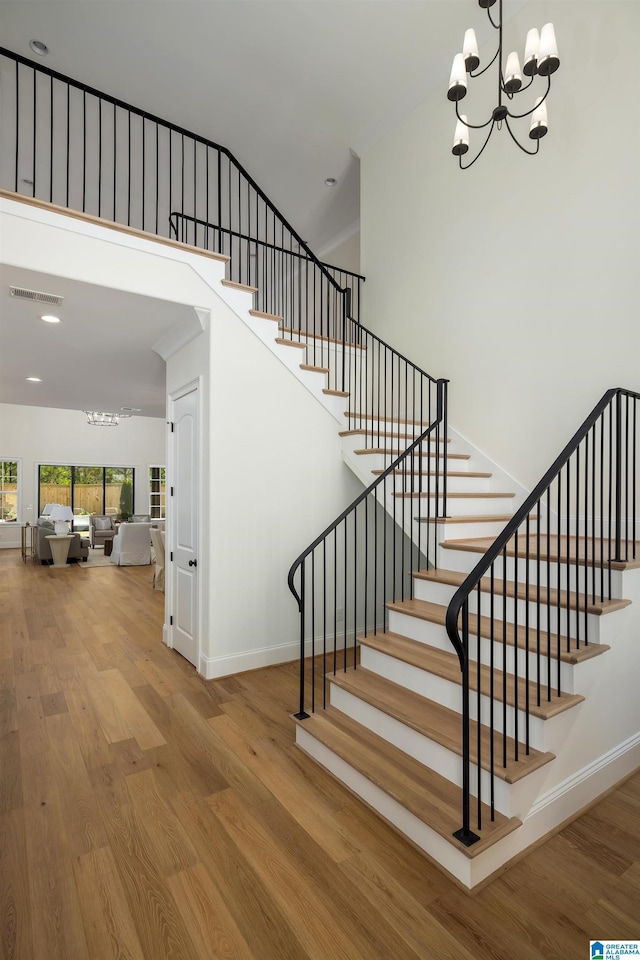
(110, 522), (151, 566)
(150, 528), (165, 591)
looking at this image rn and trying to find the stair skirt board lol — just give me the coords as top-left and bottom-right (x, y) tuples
(296, 721), (640, 891)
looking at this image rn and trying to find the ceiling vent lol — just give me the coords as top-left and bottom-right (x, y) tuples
(9, 286), (64, 306)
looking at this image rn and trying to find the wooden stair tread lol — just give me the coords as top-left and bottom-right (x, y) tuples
(329, 667), (555, 783)
(221, 278), (258, 293)
(275, 337), (307, 350)
(372, 469), (492, 478)
(278, 326), (366, 351)
(323, 388), (350, 398)
(414, 568), (632, 616)
(355, 449), (470, 460)
(294, 707), (521, 857)
(249, 309), (282, 322)
(339, 429), (450, 443)
(419, 514), (517, 524)
(358, 631), (584, 720)
(300, 363), (330, 374)
(393, 491), (515, 499)
(387, 598), (610, 665)
(441, 534), (640, 571)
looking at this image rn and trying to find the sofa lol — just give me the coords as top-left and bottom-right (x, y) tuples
(35, 518), (89, 564)
(89, 514), (117, 548)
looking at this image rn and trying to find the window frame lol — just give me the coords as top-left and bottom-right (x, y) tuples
(37, 463), (136, 527)
(149, 464), (166, 520)
(0, 458), (21, 523)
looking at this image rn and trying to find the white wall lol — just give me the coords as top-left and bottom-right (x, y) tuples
(361, 1), (640, 489)
(0, 402), (165, 546)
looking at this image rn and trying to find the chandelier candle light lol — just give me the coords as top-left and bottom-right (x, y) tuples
(447, 0), (559, 169)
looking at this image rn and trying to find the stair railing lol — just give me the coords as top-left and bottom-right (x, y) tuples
(168, 211), (364, 393)
(289, 377), (449, 719)
(446, 387), (640, 847)
(0, 47), (357, 392)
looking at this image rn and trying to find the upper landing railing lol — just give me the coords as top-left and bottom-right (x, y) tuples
(0, 46), (363, 391)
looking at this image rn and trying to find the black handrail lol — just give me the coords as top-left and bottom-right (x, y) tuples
(446, 387), (640, 845)
(168, 211), (364, 327)
(289, 378), (449, 719)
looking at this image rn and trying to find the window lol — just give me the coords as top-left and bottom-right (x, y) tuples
(149, 466), (166, 519)
(0, 460), (19, 521)
(38, 465), (135, 527)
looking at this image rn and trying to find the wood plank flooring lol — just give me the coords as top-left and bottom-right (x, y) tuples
(1, 548), (639, 959)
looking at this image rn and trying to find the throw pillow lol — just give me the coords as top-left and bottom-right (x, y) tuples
(94, 517), (111, 530)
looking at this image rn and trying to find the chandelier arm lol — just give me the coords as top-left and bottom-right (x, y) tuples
(487, 5), (501, 30)
(504, 117), (540, 156)
(506, 75), (551, 120)
(503, 73), (536, 99)
(455, 100), (494, 131)
(469, 43), (501, 80)
(459, 121), (497, 170)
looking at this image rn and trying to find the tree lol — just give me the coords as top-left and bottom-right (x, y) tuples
(119, 480), (133, 519)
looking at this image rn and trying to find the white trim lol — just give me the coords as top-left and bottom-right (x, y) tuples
(529, 730), (640, 818)
(0, 456), (22, 523)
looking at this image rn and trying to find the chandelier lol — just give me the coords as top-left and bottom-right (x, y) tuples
(84, 408), (137, 426)
(447, 0), (559, 169)
(84, 411), (120, 426)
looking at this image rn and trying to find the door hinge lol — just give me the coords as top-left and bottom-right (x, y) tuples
(170, 551), (173, 562)
(170, 486), (174, 496)
(169, 615), (173, 626)
(169, 421), (174, 432)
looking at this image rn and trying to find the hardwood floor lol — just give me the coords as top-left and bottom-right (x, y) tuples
(1, 548), (638, 960)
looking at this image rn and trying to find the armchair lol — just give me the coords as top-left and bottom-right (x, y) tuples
(150, 527), (165, 591)
(89, 514), (116, 548)
(110, 522), (151, 566)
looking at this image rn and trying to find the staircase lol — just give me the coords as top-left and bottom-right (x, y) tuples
(287, 385), (640, 891)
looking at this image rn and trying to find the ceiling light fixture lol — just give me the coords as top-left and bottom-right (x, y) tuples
(447, 0), (559, 169)
(84, 411), (120, 427)
(324, 178), (337, 187)
(40, 314), (61, 323)
(25, 376), (42, 382)
(29, 39), (49, 56)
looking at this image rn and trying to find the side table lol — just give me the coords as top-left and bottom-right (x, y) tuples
(45, 534), (74, 568)
(21, 523), (36, 563)
(104, 538), (114, 557)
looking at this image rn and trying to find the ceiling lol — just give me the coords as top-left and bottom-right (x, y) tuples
(0, 0), (529, 418)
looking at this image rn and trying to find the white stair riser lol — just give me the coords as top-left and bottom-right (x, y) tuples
(360, 646), (549, 751)
(328, 682), (516, 816)
(295, 726), (474, 888)
(427, 520), (520, 542)
(385, 610), (578, 693)
(394, 496), (515, 518)
(353, 452), (469, 472)
(412, 579), (608, 642)
(439, 549), (626, 597)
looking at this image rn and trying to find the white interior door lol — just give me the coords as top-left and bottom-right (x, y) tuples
(170, 385), (199, 667)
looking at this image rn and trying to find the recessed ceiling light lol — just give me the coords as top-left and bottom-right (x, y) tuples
(324, 178), (337, 187)
(40, 314), (61, 323)
(29, 39), (49, 56)
(25, 376), (42, 382)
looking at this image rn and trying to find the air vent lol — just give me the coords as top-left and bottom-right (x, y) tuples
(10, 286), (63, 306)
